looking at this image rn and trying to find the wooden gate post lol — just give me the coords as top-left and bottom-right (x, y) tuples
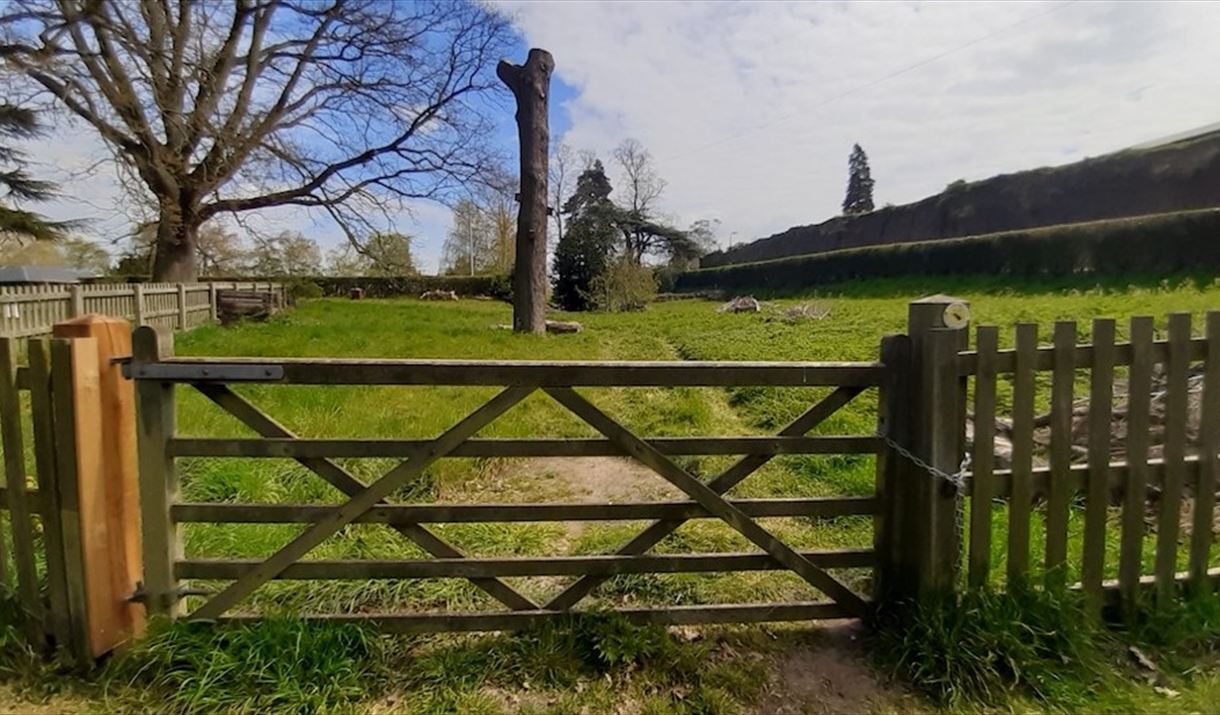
(875, 333), (912, 602)
(896, 295), (970, 599)
(133, 326), (181, 619)
(52, 316), (146, 660)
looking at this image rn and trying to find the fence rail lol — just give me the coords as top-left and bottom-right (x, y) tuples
(0, 282), (284, 339)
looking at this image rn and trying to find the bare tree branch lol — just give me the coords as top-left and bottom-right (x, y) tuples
(1, 0), (512, 280)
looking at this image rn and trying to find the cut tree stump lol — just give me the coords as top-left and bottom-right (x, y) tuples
(546, 320), (583, 334)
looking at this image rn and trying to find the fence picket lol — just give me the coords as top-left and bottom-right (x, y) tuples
(969, 325), (998, 588)
(1191, 311), (1220, 594)
(1008, 323), (1037, 586)
(1120, 316), (1154, 615)
(1156, 313), (1191, 603)
(1082, 319), (1115, 615)
(0, 338), (42, 647)
(27, 339), (73, 652)
(1046, 321), (1076, 588)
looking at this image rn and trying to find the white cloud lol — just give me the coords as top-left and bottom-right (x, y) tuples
(505, 0), (1220, 246)
(21, 0), (1220, 268)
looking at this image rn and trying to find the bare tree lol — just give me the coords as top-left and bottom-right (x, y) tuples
(247, 231), (322, 277)
(0, 0), (513, 281)
(613, 139), (666, 214)
(610, 138), (694, 264)
(549, 141), (575, 246)
(194, 223), (249, 276)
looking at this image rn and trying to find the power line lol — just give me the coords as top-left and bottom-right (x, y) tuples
(662, 0), (1081, 163)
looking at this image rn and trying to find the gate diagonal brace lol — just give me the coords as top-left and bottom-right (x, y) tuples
(543, 387), (872, 619)
(187, 383), (536, 612)
(545, 386), (865, 611)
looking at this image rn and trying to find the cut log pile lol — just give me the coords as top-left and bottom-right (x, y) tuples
(717, 295), (760, 313)
(217, 290), (282, 325)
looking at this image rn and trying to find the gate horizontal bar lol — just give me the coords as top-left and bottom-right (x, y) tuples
(176, 549), (874, 579)
(127, 363), (285, 381)
(168, 436), (883, 459)
(171, 497), (880, 524)
(128, 358), (885, 386)
(214, 601), (858, 632)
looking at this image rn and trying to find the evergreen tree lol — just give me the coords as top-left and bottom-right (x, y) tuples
(842, 143), (875, 215)
(553, 161), (617, 311)
(1, 104), (74, 241)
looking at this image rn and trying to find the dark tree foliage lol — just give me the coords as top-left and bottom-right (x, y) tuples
(0, 104), (75, 241)
(552, 161), (617, 311)
(842, 143), (875, 215)
(612, 207), (699, 265)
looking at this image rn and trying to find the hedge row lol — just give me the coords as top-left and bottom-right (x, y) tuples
(201, 274), (510, 299)
(675, 210), (1220, 294)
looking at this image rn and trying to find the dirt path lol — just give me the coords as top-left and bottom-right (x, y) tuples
(754, 621), (918, 715)
(523, 456), (683, 504)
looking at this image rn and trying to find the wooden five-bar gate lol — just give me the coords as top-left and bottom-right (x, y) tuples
(129, 325), (886, 630)
(1, 295), (1218, 664)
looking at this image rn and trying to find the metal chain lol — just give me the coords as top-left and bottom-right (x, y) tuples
(877, 432), (971, 490)
(877, 431), (972, 570)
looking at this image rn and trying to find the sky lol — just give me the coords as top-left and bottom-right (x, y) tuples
(25, 0), (1220, 273)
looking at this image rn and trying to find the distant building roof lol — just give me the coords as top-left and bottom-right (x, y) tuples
(0, 265), (96, 284)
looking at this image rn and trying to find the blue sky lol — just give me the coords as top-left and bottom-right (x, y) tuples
(30, 1), (1220, 273)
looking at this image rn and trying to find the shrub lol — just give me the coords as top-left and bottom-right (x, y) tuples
(590, 258), (656, 312)
(283, 277), (323, 302)
(208, 275), (501, 298)
(486, 272), (513, 303)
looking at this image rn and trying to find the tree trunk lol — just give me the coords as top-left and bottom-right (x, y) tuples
(151, 210), (199, 282)
(497, 48), (553, 335)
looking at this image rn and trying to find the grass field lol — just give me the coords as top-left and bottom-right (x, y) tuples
(4, 274), (1220, 714)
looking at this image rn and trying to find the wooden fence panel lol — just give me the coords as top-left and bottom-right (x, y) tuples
(1118, 317), (1154, 614)
(1045, 321), (1076, 588)
(1156, 313), (1191, 604)
(1192, 311), (1220, 595)
(27, 339), (73, 653)
(0, 282), (280, 339)
(1007, 323), (1037, 586)
(1082, 319), (1115, 615)
(0, 337), (41, 646)
(968, 325), (998, 588)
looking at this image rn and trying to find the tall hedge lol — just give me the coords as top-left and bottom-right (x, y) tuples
(199, 274), (509, 299)
(675, 210), (1220, 294)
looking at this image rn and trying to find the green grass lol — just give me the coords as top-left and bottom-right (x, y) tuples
(873, 588), (1220, 714)
(6, 275), (1220, 713)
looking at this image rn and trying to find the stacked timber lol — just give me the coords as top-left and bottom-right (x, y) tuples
(217, 289), (282, 325)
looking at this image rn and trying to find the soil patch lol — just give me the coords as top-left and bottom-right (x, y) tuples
(753, 621), (915, 715)
(524, 456), (683, 504)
